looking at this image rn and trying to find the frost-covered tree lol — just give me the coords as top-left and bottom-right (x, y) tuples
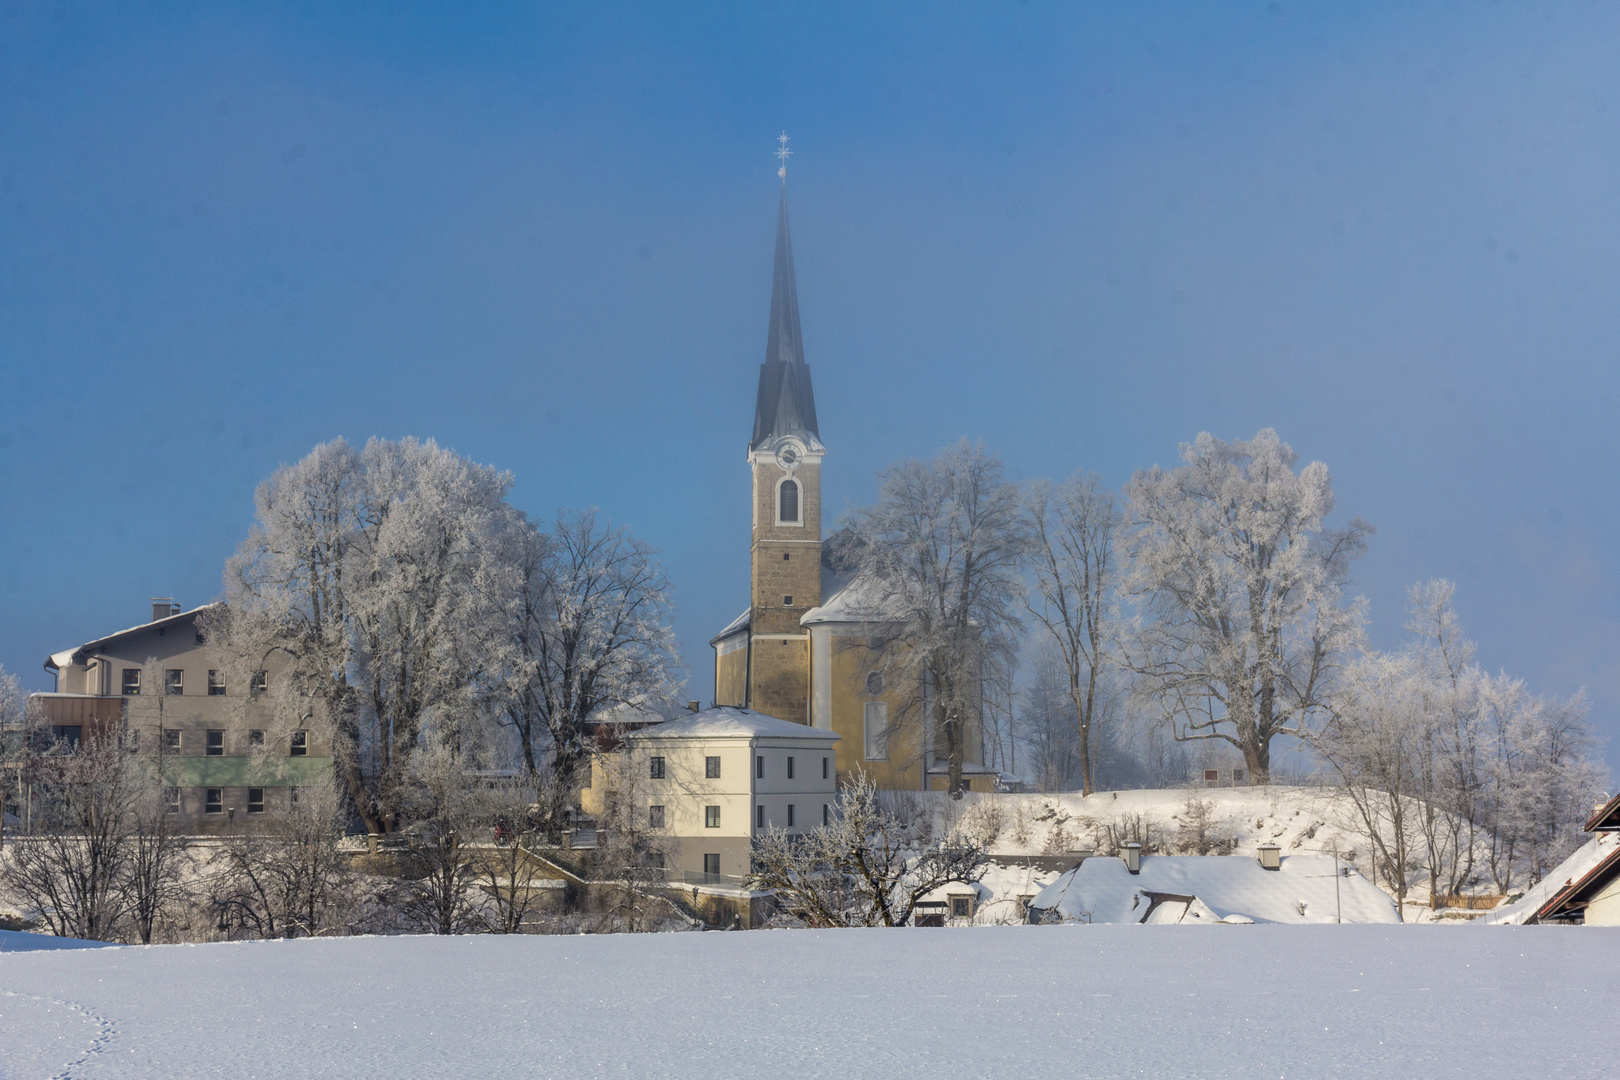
(1321, 580), (1606, 904)
(1317, 651), (1427, 916)
(210, 782), (352, 940)
(1017, 643), (1079, 792)
(4, 732), (139, 940)
(747, 774), (989, 927)
(845, 440), (1029, 797)
(1025, 471), (1122, 795)
(0, 663), (24, 846)
(1123, 429), (1371, 785)
(496, 509), (678, 808)
(212, 437), (523, 835)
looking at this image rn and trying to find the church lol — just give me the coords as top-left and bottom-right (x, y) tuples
(708, 162), (997, 795)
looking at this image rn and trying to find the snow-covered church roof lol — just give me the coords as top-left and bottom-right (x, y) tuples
(1029, 853), (1399, 925)
(625, 706), (839, 742)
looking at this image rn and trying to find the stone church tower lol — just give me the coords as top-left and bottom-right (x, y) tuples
(709, 162), (998, 792)
(713, 176), (825, 722)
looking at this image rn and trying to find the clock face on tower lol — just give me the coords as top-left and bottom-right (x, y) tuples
(774, 443), (802, 471)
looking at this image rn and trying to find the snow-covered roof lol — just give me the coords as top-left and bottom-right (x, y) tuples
(44, 603), (221, 671)
(800, 571), (890, 626)
(1030, 853), (1399, 925)
(625, 706), (839, 743)
(1484, 831), (1620, 925)
(709, 608), (751, 645)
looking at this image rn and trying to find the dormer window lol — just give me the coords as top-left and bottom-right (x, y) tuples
(778, 478), (800, 524)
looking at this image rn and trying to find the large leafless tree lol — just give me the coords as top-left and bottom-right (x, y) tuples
(1123, 429), (1371, 784)
(844, 440), (1029, 796)
(1025, 471), (1122, 795)
(496, 509), (678, 805)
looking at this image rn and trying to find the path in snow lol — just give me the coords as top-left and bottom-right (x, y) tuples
(0, 925), (1612, 1079)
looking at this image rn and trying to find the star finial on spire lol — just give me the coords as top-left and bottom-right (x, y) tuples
(776, 131), (792, 181)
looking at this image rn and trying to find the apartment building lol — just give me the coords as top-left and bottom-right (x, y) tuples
(36, 599), (331, 831)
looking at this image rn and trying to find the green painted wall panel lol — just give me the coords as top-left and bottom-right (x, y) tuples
(163, 756), (333, 787)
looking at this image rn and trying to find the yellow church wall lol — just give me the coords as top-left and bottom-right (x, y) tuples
(714, 637), (749, 709)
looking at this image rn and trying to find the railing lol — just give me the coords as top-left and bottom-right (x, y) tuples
(682, 870), (746, 888)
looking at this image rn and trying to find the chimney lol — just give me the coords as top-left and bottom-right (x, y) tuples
(1121, 842), (1142, 874)
(1257, 843), (1282, 871)
(687, 701), (701, 713)
(150, 597), (180, 622)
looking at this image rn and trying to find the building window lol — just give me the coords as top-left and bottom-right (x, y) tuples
(249, 730), (264, 747)
(864, 702), (889, 761)
(166, 787), (180, 814)
(823, 803), (830, 826)
(756, 755), (764, 779)
(208, 670), (227, 696)
(165, 669), (184, 696)
(163, 729), (181, 751)
(705, 756), (720, 779)
(704, 805), (720, 828)
(755, 804), (765, 829)
(247, 788), (265, 814)
(782, 553), (790, 561)
(787, 804), (795, 827)
(778, 478), (799, 523)
(649, 756), (666, 780)
(205, 788), (223, 814)
(288, 786), (299, 806)
(122, 668), (141, 696)
(783, 595), (793, 607)
(290, 730), (307, 757)
(649, 805), (665, 829)
(250, 670), (268, 695)
(703, 853), (720, 877)
(125, 729), (140, 753)
(206, 730), (224, 756)
(951, 896), (974, 919)
(52, 725), (82, 750)
(787, 756), (795, 779)
(822, 756), (829, 780)
(865, 671), (883, 695)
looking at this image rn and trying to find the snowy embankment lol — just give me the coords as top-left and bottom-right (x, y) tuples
(935, 787), (1401, 923)
(1, 927), (1613, 1079)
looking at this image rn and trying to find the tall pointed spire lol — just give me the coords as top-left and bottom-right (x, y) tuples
(751, 145), (820, 451)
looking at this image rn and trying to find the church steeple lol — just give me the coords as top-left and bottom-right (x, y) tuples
(751, 181), (820, 451)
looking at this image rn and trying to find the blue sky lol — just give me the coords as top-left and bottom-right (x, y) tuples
(3, 2), (1618, 772)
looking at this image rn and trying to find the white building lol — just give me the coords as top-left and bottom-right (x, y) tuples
(585, 706), (839, 885)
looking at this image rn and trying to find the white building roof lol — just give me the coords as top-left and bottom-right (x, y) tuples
(1484, 831), (1619, 924)
(44, 603), (221, 672)
(626, 706), (839, 743)
(1030, 853), (1399, 925)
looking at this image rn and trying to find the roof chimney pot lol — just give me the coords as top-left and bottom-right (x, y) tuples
(1121, 842), (1142, 874)
(150, 598), (179, 622)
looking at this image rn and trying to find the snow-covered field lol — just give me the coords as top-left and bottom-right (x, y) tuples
(1, 925), (1612, 1079)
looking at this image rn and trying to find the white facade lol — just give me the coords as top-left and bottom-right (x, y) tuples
(618, 707), (839, 883)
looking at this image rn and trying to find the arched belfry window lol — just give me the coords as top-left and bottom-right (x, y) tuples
(778, 478), (800, 524)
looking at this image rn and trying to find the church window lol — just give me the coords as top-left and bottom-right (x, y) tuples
(822, 756), (829, 779)
(778, 479), (800, 523)
(787, 804), (795, 827)
(787, 756), (794, 779)
(756, 804), (764, 829)
(864, 702), (889, 762)
(756, 755), (764, 779)
(865, 671), (883, 696)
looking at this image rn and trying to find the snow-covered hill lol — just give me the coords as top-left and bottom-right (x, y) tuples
(1, 927), (1614, 1079)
